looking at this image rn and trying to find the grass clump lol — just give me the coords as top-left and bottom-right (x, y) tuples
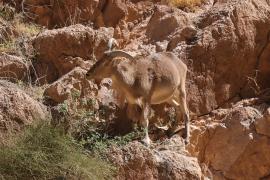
(0, 3), (42, 54)
(0, 40), (16, 53)
(13, 17), (42, 37)
(0, 4), (15, 21)
(0, 122), (116, 180)
(0, 16), (42, 54)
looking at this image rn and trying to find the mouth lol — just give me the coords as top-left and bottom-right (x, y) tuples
(85, 72), (92, 78)
(85, 75), (93, 81)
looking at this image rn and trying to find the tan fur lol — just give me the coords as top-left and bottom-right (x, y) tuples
(86, 51), (190, 145)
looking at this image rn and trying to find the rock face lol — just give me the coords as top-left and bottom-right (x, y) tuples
(0, 81), (49, 138)
(4, 0), (102, 28)
(32, 25), (114, 83)
(4, 0), (153, 29)
(2, 0), (270, 179)
(113, 0), (270, 116)
(43, 67), (121, 108)
(255, 107), (270, 137)
(146, 5), (189, 41)
(188, 100), (270, 180)
(108, 136), (203, 180)
(43, 67), (97, 104)
(0, 53), (28, 81)
(168, 0), (270, 115)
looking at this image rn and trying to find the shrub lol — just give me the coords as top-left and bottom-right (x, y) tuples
(168, 0), (203, 9)
(0, 4), (15, 21)
(0, 3), (42, 54)
(81, 130), (143, 157)
(0, 122), (116, 180)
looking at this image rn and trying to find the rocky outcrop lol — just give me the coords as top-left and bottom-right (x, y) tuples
(32, 25), (114, 83)
(5, 0), (155, 29)
(167, 0), (270, 115)
(4, 0), (102, 28)
(255, 107), (270, 137)
(188, 99), (270, 180)
(43, 67), (97, 104)
(146, 5), (190, 42)
(0, 81), (49, 139)
(108, 136), (203, 180)
(0, 53), (28, 81)
(43, 67), (123, 108)
(117, 0), (270, 116)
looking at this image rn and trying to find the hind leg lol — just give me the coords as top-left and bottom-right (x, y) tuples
(167, 89), (183, 134)
(168, 88), (190, 144)
(178, 87), (190, 144)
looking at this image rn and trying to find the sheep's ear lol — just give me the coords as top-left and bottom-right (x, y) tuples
(107, 38), (119, 51)
(104, 51), (112, 57)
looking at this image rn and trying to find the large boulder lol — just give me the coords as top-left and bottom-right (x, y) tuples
(146, 5), (190, 41)
(188, 100), (270, 180)
(0, 53), (28, 81)
(0, 81), (49, 139)
(102, 0), (127, 27)
(32, 25), (114, 83)
(255, 107), (270, 137)
(43, 67), (121, 107)
(43, 67), (97, 104)
(108, 136), (203, 180)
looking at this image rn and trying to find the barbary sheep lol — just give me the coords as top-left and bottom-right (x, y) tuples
(86, 41), (190, 146)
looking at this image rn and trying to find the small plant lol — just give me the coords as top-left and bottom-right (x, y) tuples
(0, 40), (16, 53)
(167, 0), (203, 9)
(16, 80), (46, 101)
(0, 4), (42, 54)
(14, 17), (42, 37)
(82, 129), (143, 157)
(57, 100), (69, 115)
(53, 88), (141, 158)
(0, 4), (15, 21)
(71, 89), (81, 99)
(0, 122), (116, 179)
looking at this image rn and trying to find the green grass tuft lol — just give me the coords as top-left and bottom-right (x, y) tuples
(0, 122), (116, 180)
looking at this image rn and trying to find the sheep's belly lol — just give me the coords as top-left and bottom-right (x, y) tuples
(150, 87), (176, 104)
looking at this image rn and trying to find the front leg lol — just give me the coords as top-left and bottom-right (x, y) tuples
(140, 102), (151, 146)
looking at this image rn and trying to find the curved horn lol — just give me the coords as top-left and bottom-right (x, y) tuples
(108, 38), (119, 51)
(104, 50), (135, 60)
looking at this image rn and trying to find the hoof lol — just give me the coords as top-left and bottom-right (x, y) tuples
(184, 138), (189, 145)
(141, 137), (151, 147)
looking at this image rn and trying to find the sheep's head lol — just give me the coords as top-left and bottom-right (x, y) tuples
(86, 50), (135, 81)
(86, 53), (112, 82)
(86, 38), (134, 83)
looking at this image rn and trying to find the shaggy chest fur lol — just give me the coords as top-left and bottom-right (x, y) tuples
(111, 53), (181, 104)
